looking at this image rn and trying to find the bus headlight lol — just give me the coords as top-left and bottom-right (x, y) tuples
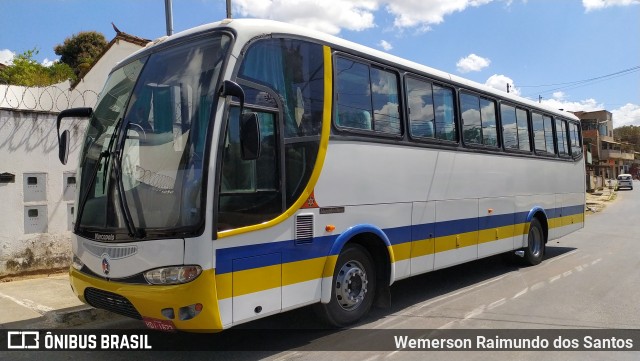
(144, 265), (202, 285)
(71, 254), (84, 271)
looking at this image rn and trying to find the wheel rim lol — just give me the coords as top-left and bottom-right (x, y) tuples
(529, 225), (543, 257)
(335, 260), (368, 311)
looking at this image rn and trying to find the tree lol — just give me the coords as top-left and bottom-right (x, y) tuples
(0, 49), (75, 86)
(614, 125), (640, 152)
(54, 31), (108, 77)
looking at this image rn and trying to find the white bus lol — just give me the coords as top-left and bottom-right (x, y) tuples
(57, 19), (585, 331)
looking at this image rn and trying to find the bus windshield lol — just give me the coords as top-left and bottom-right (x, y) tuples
(75, 34), (231, 241)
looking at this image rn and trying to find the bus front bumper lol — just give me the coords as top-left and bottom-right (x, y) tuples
(69, 267), (224, 332)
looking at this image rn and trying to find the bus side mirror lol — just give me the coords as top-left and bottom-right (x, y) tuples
(240, 112), (261, 161)
(59, 130), (70, 165)
(56, 107), (92, 164)
(220, 80), (245, 114)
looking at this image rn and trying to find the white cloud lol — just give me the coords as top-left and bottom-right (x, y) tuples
(552, 91), (565, 99)
(0, 49), (15, 65)
(583, 0), (640, 12)
(611, 103), (640, 127)
(539, 97), (603, 113)
(41, 58), (56, 67)
(485, 74), (520, 95)
(457, 53), (491, 73)
(232, 0), (378, 34)
(232, 0), (497, 34)
(386, 0), (495, 28)
(530, 97), (640, 127)
(378, 40), (393, 51)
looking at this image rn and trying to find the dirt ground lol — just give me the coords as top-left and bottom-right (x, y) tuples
(586, 187), (617, 214)
(0, 267), (68, 283)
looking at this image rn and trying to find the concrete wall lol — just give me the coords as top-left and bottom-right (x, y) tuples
(0, 81), (98, 112)
(0, 109), (87, 276)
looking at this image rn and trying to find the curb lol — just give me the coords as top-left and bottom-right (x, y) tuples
(44, 306), (119, 328)
(1, 306), (121, 330)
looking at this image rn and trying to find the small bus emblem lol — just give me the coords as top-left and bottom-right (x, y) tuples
(101, 255), (110, 275)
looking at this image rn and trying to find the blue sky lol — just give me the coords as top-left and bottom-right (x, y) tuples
(1, 0), (639, 126)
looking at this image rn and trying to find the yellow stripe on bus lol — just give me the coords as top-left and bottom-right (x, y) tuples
(411, 238), (435, 258)
(434, 231), (478, 253)
(390, 242), (412, 262)
(283, 257), (328, 286)
(478, 224), (516, 244)
(231, 264), (281, 297)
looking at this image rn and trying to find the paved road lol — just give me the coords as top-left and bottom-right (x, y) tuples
(8, 184), (640, 360)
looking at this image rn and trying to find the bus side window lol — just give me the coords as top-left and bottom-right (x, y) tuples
(515, 107), (531, 151)
(433, 85), (456, 141)
(543, 115), (555, 154)
(461, 93), (482, 145)
(335, 58), (373, 131)
(480, 98), (498, 146)
(569, 122), (582, 157)
(501, 104), (530, 152)
(239, 38), (324, 139)
(460, 92), (498, 147)
(500, 103), (518, 149)
(532, 112), (546, 154)
(407, 76), (436, 139)
(370, 68), (401, 134)
(335, 57), (401, 135)
(556, 118), (569, 157)
(224, 37), (326, 230)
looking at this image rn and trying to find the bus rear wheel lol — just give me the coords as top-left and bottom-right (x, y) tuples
(316, 244), (376, 327)
(522, 218), (545, 266)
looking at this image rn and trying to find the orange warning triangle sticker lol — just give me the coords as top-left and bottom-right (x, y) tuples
(301, 190), (319, 209)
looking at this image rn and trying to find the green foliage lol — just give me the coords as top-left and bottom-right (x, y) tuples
(613, 125), (640, 152)
(0, 49), (76, 86)
(54, 31), (108, 77)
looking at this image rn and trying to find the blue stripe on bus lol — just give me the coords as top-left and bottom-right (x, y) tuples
(562, 205), (584, 217)
(217, 235), (336, 274)
(215, 204), (583, 274)
(385, 226), (412, 245)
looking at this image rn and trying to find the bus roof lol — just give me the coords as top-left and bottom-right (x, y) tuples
(137, 18), (580, 121)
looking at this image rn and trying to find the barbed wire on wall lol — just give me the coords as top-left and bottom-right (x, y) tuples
(0, 80), (99, 113)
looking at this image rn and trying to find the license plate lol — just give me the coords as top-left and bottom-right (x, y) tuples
(143, 317), (176, 331)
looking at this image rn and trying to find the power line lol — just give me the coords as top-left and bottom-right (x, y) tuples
(520, 66), (640, 98)
(519, 66), (640, 88)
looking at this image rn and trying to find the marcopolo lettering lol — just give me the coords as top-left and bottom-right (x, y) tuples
(94, 233), (115, 241)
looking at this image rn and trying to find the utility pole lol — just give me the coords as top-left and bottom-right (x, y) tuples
(226, 0), (232, 18)
(507, 84), (510, 93)
(539, 95), (543, 103)
(165, 0), (174, 36)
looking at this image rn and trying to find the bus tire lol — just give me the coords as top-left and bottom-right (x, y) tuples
(523, 218), (545, 266)
(316, 243), (376, 327)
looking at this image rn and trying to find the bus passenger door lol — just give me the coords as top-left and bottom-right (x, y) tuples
(433, 199), (479, 269)
(231, 253), (282, 323)
(218, 107), (284, 324)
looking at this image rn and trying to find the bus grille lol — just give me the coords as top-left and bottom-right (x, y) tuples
(84, 287), (142, 320)
(295, 214), (314, 243)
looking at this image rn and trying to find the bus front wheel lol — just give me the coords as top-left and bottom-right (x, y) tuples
(316, 244), (376, 327)
(523, 218), (545, 266)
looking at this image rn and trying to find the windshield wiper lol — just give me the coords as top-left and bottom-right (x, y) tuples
(112, 128), (145, 239)
(74, 118), (123, 234)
